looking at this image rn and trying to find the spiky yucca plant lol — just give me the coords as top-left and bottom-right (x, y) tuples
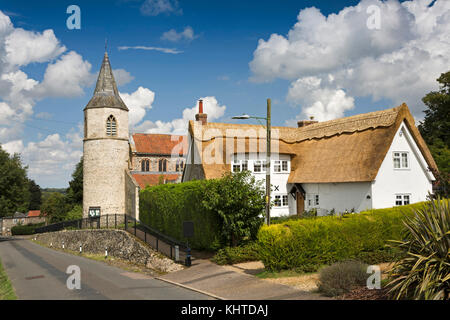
(388, 198), (450, 300)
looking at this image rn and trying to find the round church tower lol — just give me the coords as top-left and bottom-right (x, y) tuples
(83, 52), (130, 218)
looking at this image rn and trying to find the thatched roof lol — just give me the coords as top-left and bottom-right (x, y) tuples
(186, 103), (437, 183)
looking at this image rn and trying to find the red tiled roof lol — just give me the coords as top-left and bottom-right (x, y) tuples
(27, 210), (41, 217)
(132, 133), (188, 155)
(132, 174), (181, 189)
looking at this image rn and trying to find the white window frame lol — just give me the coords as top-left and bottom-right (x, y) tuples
(253, 160), (266, 173)
(232, 160), (249, 172)
(306, 194), (320, 208)
(273, 160), (289, 173)
(273, 194), (289, 208)
(395, 194), (411, 206)
(393, 151), (410, 169)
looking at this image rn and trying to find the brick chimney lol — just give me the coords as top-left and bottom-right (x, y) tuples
(195, 99), (207, 124)
(297, 116), (318, 128)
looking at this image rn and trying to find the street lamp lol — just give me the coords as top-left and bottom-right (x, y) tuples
(232, 98), (271, 225)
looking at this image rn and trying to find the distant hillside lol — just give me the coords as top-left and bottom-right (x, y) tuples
(41, 188), (67, 203)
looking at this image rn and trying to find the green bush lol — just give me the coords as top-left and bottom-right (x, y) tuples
(257, 202), (427, 271)
(212, 242), (260, 265)
(11, 222), (45, 235)
(318, 260), (369, 297)
(388, 198), (450, 300)
(139, 171), (265, 250)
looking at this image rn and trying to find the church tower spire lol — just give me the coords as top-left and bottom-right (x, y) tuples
(85, 52), (128, 111)
(82, 52), (130, 219)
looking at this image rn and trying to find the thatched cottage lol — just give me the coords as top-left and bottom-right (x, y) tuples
(182, 103), (437, 217)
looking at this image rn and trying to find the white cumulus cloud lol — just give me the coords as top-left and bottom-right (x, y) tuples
(120, 86), (155, 126)
(161, 26), (196, 42)
(249, 0), (450, 120)
(134, 96), (226, 135)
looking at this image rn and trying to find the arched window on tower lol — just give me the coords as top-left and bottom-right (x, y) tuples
(158, 159), (167, 172)
(106, 115), (117, 136)
(141, 159), (149, 172)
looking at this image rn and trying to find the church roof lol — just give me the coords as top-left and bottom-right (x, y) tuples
(131, 133), (188, 156)
(84, 52), (129, 111)
(132, 173), (181, 188)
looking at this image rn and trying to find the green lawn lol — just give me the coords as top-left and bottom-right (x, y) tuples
(0, 257), (16, 300)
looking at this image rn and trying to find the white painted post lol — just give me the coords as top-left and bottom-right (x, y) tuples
(62, 242), (65, 249)
(175, 245), (179, 261)
(105, 247), (108, 259)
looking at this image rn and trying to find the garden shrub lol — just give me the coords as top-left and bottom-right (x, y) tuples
(257, 202), (427, 271)
(139, 171), (265, 250)
(388, 198), (450, 300)
(318, 260), (369, 297)
(212, 242), (260, 265)
(11, 222), (45, 235)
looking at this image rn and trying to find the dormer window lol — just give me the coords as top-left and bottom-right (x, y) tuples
(106, 115), (117, 136)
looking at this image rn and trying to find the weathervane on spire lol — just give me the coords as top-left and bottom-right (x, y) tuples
(105, 38), (108, 53)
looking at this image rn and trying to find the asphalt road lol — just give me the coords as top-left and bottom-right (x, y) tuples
(0, 237), (213, 300)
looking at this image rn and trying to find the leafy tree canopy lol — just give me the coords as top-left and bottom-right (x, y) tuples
(28, 179), (42, 210)
(66, 157), (83, 205)
(41, 192), (71, 223)
(418, 71), (450, 196)
(0, 145), (30, 217)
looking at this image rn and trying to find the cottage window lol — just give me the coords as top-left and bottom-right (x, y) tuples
(282, 195), (288, 206)
(106, 115), (117, 136)
(253, 160), (266, 173)
(282, 160), (288, 172)
(232, 160), (248, 172)
(274, 161), (281, 172)
(306, 194), (320, 207)
(393, 152), (409, 169)
(232, 161), (241, 172)
(274, 195), (282, 207)
(395, 194), (410, 206)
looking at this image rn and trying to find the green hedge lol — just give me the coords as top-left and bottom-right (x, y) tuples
(139, 179), (222, 250)
(11, 222), (45, 235)
(212, 242), (260, 265)
(257, 202), (427, 271)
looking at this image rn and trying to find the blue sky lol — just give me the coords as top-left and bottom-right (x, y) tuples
(0, 0), (448, 187)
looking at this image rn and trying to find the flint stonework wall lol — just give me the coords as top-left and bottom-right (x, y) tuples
(34, 229), (183, 273)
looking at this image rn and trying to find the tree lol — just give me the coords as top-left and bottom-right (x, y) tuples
(41, 192), (71, 223)
(28, 179), (42, 210)
(418, 71), (450, 197)
(203, 171), (265, 247)
(66, 157), (83, 205)
(0, 145), (30, 217)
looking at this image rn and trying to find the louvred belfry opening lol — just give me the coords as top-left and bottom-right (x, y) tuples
(106, 115), (117, 136)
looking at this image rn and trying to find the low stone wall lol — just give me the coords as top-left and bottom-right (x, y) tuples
(34, 229), (183, 273)
(1, 217), (46, 236)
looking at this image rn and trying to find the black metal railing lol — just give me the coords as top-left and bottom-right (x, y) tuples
(34, 214), (189, 263)
(34, 214), (124, 234)
(124, 215), (188, 262)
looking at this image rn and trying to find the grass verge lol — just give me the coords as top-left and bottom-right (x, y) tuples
(0, 257), (16, 300)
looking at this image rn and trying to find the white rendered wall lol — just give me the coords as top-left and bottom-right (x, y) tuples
(300, 182), (373, 216)
(234, 153), (291, 217)
(371, 122), (434, 209)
